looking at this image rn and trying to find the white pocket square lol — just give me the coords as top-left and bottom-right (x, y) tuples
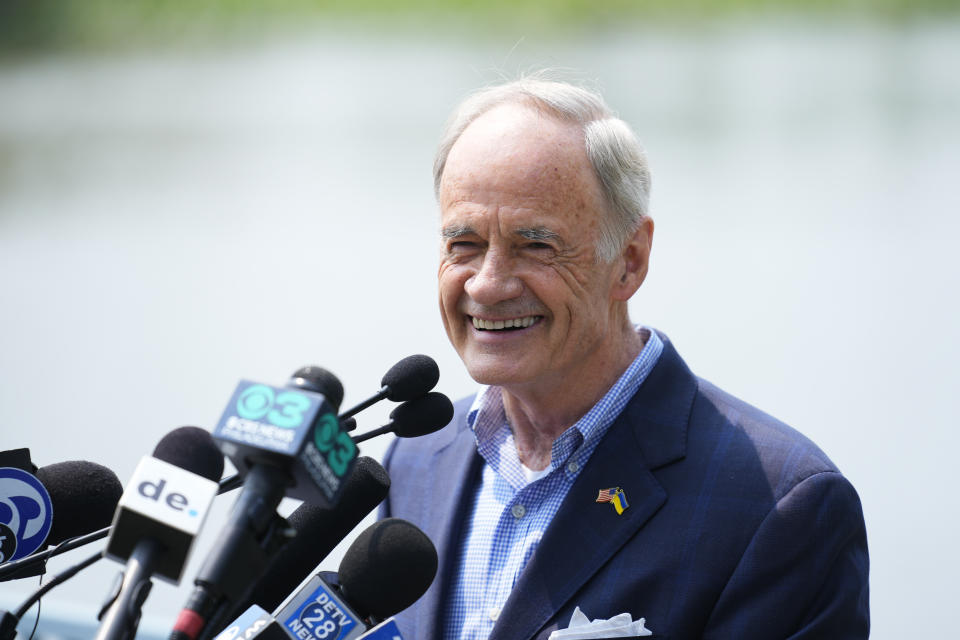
(548, 606), (653, 639)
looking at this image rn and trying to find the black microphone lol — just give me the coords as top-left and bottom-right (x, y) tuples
(339, 355), (440, 420)
(207, 458), (392, 640)
(172, 367), (352, 640)
(153, 426), (228, 482)
(0, 458), (122, 581)
(214, 518), (437, 640)
(379, 355), (440, 402)
(352, 392), (454, 444)
(243, 457), (391, 615)
(336, 518), (438, 622)
(38, 461), (124, 546)
(287, 366), (345, 408)
(97, 427), (223, 640)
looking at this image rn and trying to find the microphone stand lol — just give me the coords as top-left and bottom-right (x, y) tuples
(95, 539), (163, 640)
(172, 464), (295, 640)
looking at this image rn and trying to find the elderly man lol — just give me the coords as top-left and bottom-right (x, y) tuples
(381, 78), (869, 640)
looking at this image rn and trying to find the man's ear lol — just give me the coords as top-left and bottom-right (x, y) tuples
(611, 216), (654, 301)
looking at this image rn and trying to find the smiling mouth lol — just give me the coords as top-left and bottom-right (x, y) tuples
(470, 316), (541, 331)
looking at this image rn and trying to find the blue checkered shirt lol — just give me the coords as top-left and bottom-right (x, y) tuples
(442, 327), (664, 640)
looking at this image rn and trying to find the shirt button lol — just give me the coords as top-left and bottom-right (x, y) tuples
(567, 461), (580, 473)
(488, 607), (500, 621)
(511, 503), (526, 519)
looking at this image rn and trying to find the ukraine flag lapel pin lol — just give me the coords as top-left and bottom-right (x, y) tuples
(596, 487), (629, 515)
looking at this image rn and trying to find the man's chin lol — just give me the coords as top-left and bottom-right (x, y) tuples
(463, 358), (532, 387)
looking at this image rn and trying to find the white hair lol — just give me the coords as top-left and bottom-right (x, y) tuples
(433, 77), (651, 262)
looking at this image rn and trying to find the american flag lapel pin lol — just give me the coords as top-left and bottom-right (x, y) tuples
(596, 487), (629, 515)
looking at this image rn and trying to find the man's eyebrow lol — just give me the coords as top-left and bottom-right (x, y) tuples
(440, 225), (562, 242)
(440, 225), (475, 239)
(516, 226), (561, 242)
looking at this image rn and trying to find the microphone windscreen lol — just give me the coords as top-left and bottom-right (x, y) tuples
(35, 461), (123, 545)
(289, 366), (345, 411)
(380, 355), (439, 402)
(389, 392), (454, 438)
(246, 456), (391, 613)
(338, 518), (438, 620)
(152, 426), (224, 482)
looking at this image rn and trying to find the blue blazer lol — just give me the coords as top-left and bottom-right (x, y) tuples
(381, 336), (869, 639)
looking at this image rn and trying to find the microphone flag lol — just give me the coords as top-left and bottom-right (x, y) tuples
(276, 575), (367, 640)
(105, 456), (218, 583)
(214, 380), (357, 507)
(211, 605), (288, 640)
(356, 618), (404, 640)
(0, 466), (53, 563)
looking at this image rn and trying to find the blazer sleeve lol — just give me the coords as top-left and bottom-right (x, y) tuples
(704, 470), (870, 639)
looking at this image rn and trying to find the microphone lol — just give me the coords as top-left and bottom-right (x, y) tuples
(335, 518), (438, 622)
(275, 518), (437, 638)
(242, 457), (392, 614)
(97, 427), (223, 640)
(0, 455), (122, 581)
(198, 456), (391, 639)
(352, 392), (454, 444)
(379, 355), (440, 402)
(339, 355), (440, 420)
(104, 427), (223, 582)
(215, 518), (436, 640)
(213, 367), (352, 506)
(287, 366), (345, 408)
(172, 367), (353, 640)
(37, 461), (124, 546)
(153, 426), (227, 483)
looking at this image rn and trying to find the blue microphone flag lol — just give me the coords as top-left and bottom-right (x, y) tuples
(278, 575), (367, 640)
(356, 618), (404, 640)
(0, 467), (53, 563)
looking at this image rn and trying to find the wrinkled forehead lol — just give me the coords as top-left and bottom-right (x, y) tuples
(439, 103), (606, 218)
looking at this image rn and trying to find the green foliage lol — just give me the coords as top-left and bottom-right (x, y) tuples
(1, 0), (957, 54)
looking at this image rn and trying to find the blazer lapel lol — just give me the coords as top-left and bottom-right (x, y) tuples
(412, 400), (484, 640)
(489, 337), (697, 640)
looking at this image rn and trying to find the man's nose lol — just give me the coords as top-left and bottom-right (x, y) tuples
(464, 252), (522, 305)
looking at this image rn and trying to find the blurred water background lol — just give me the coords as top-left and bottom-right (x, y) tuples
(1, 1), (958, 638)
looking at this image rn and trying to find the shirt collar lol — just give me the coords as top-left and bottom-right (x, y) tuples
(466, 326), (664, 484)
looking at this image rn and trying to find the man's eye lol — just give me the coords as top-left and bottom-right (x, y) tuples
(449, 241), (477, 251)
(527, 242), (552, 250)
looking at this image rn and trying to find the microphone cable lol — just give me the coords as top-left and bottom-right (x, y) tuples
(0, 527), (109, 581)
(0, 550), (104, 640)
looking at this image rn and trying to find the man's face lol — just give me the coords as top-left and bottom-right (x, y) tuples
(438, 103), (624, 392)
